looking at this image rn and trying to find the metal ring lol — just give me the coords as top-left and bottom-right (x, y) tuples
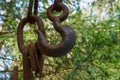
(17, 16), (44, 54)
(47, 3), (69, 22)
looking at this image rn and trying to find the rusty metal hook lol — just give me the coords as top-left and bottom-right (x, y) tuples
(35, 2), (76, 57)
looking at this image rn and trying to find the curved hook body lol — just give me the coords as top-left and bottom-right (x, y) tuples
(35, 19), (76, 57)
(35, 2), (76, 57)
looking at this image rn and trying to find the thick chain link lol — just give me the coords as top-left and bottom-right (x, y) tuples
(17, 0), (45, 79)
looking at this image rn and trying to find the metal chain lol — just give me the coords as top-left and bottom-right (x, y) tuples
(27, 0), (38, 18)
(34, 0), (38, 15)
(16, 0), (45, 79)
(54, 0), (63, 12)
(54, 0), (62, 3)
(16, 0), (76, 79)
(27, 0), (33, 17)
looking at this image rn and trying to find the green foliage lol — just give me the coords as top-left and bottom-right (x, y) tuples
(0, 0), (120, 80)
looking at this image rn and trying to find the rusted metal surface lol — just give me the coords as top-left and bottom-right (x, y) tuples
(35, 1), (76, 57)
(35, 42), (44, 74)
(10, 66), (18, 80)
(28, 43), (44, 75)
(47, 2), (69, 22)
(16, 0), (45, 79)
(16, 0), (76, 79)
(17, 16), (45, 54)
(17, 16), (45, 80)
(23, 46), (34, 80)
(54, 0), (62, 12)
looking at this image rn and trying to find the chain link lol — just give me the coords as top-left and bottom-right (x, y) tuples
(27, 0), (38, 17)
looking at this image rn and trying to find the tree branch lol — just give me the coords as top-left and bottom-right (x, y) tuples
(0, 31), (15, 35)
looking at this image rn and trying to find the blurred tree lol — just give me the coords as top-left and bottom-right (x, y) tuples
(0, 0), (120, 80)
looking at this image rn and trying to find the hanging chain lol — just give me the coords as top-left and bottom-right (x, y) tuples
(27, 0), (39, 24)
(34, 0), (38, 15)
(15, 0), (76, 79)
(27, 0), (38, 17)
(27, 0), (33, 17)
(16, 0), (45, 79)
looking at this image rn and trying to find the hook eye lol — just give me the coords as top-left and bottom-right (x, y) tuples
(47, 3), (69, 22)
(17, 16), (45, 54)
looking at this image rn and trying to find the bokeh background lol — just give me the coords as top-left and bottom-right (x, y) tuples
(0, 0), (120, 80)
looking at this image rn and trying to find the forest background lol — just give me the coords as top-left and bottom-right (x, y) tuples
(0, 0), (120, 80)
